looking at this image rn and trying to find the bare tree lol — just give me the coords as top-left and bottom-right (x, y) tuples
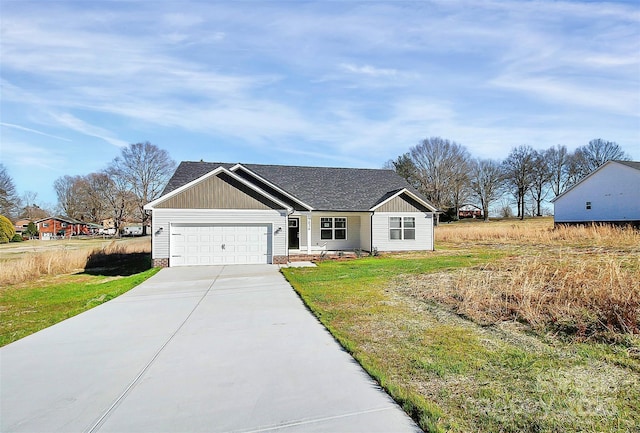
(19, 191), (49, 220)
(53, 175), (86, 219)
(95, 169), (136, 236)
(529, 150), (552, 217)
(469, 159), (503, 222)
(450, 160), (472, 221)
(409, 137), (471, 218)
(502, 145), (536, 220)
(53, 174), (113, 223)
(546, 144), (571, 197)
(0, 164), (19, 219)
(572, 138), (631, 180)
(109, 142), (176, 234)
(80, 173), (111, 223)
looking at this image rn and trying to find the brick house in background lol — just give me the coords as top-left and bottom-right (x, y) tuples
(458, 204), (483, 219)
(35, 216), (93, 240)
(14, 219), (32, 237)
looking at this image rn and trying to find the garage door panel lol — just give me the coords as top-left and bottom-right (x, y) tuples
(170, 224), (270, 266)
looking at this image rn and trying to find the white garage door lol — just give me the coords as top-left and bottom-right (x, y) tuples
(170, 224), (270, 266)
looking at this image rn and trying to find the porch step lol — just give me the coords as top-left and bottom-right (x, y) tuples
(288, 251), (364, 262)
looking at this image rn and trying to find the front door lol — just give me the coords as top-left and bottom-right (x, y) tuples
(288, 218), (300, 249)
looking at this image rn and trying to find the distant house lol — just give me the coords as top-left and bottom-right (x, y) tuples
(552, 160), (640, 227)
(86, 223), (102, 234)
(14, 219), (32, 236)
(122, 224), (143, 236)
(458, 204), (483, 219)
(35, 216), (94, 240)
(101, 218), (146, 235)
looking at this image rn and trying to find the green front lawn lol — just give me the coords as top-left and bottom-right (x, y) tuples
(282, 252), (640, 433)
(0, 268), (160, 347)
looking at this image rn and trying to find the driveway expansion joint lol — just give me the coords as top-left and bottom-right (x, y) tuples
(83, 266), (226, 433)
(3, 265), (420, 433)
(235, 406), (399, 433)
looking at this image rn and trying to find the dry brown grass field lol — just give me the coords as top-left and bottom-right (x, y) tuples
(284, 217), (640, 432)
(0, 237), (151, 286)
(429, 218), (640, 341)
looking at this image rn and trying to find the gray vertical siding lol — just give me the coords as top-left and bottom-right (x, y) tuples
(155, 173), (281, 210)
(375, 194), (431, 212)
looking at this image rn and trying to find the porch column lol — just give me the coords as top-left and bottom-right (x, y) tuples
(306, 214), (312, 255)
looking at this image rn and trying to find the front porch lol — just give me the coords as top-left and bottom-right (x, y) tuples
(287, 212), (372, 256)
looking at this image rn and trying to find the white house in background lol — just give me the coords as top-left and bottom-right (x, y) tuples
(552, 160), (640, 226)
(144, 161), (438, 267)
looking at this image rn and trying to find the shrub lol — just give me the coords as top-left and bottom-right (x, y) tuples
(0, 215), (15, 244)
(24, 221), (38, 238)
(11, 234), (23, 242)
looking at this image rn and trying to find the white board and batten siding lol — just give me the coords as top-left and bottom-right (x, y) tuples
(151, 209), (287, 265)
(554, 162), (640, 223)
(372, 212), (434, 252)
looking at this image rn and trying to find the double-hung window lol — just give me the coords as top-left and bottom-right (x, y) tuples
(320, 217), (347, 240)
(389, 217), (416, 240)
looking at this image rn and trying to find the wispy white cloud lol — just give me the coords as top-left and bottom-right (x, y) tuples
(0, 139), (67, 170)
(0, 0), (638, 204)
(340, 64), (398, 77)
(49, 113), (128, 148)
(161, 12), (204, 28)
(0, 122), (71, 142)
(490, 74), (639, 117)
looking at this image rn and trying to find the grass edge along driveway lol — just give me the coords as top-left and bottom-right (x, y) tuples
(281, 252), (640, 433)
(1, 268), (161, 347)
(282, 251), (497, 432)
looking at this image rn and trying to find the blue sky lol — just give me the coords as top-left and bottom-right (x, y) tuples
(1, 0), (639, 207)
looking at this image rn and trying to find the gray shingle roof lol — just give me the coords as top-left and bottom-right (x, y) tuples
(162, 161), (433, 211)
(616, 160), (640, 171)
(162, 161), (234, 194)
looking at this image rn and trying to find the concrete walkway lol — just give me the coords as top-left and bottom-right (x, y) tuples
(1, 265), (421, 432)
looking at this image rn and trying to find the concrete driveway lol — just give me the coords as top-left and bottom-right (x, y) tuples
(1, 265), (421, 432)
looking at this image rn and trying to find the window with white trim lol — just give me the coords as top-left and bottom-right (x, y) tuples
(320, 217), (347, 240)
(389, 217), (416, 240)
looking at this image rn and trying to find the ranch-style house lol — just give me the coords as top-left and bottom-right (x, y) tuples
(144, 162), (438, 267)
